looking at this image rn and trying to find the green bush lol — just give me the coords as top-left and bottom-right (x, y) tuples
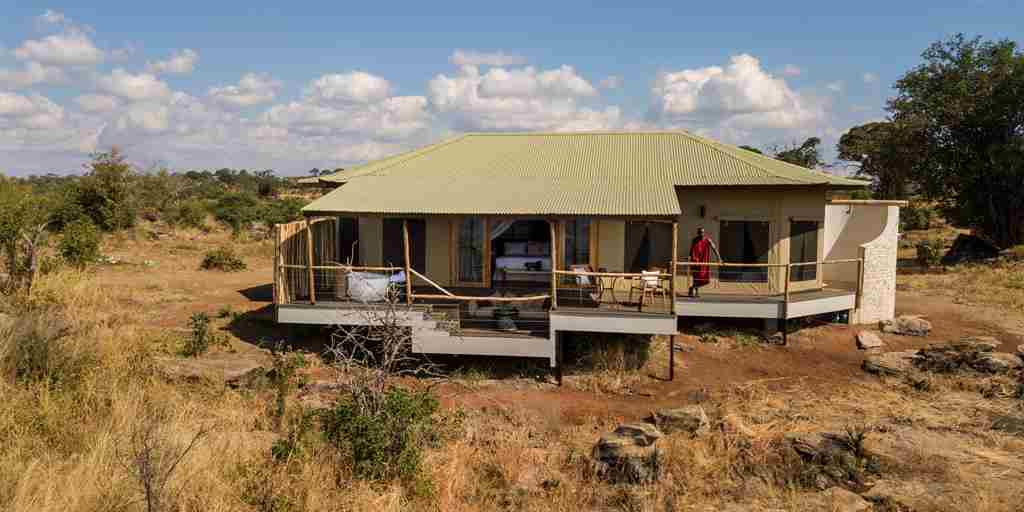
(183, 312), (216, 357)
(74, 149), (138, 231)
(260, 197), (307, 227)
(58, 219), (101, 268)
(901, 202), (938, 231)
(320, 386), (439, 482)
(0, 312), (92, 386)
(200, 247), (247, 272)
(173, 199), (208, 230)
(212, 193), (262, 234)
(915, 238), (944, 268)
(563, 333), (651, 371)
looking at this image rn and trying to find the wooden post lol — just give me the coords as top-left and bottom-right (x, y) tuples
(305, 219), (316, 305)
(668, 334), (675, 381)
(549, 220), (558, 310)
(402, 220), (413, 305)
(554, 331), (563, 386)
(670, 221), (678, 315)
(272, 224), (280, 305)
(855, 252), (865, 310)
(781, 263), (791, 345)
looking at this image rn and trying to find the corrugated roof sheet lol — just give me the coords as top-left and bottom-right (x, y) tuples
(304, 131), (868, 216)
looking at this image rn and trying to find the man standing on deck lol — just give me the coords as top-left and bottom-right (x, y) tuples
(688, 227), (720, 297)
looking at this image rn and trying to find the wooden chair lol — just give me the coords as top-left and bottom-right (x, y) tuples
(629, 267), (670, 308)
(568, 264), (601, 304)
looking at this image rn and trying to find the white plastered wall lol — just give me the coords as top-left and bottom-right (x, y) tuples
(823, 203), (900, 323)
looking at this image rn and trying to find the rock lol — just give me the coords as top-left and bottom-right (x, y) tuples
(954, 335), (1000, 352)
(1016, 344), (1024, 358)
(862, 480), (934, 510)
(880, 315), (932, 336)
(942, 233), (1001, 265)
(592, 422), (663, 484)
(856, 331), (884, 350)
(225, 366), (271, 388)
(786, 432), (828, 460)
(720, 413), (755, 437)
(820, 487), (871, 512)
(992, 415), (1024, 436)
(648, 406), (709, 436)
(862, 350), (918, 376)
(972, 353), (1021, 374)
(673, 342), (696, 353)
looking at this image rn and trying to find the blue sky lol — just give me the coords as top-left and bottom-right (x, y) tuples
(1, 1), (1021, 175)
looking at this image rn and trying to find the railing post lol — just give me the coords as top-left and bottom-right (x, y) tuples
(305, 218), (316, 305)
(273, 224), (280, 305)
(670, 221), (678, 315)
(855, 252), (865, 310)
(549, 220), (558, 310)
(402, 220), (413, 305)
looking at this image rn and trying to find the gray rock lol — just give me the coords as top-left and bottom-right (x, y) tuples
(862, 350), (918, 376)
(880, 315), (932, 336)
(856, 331), (884, 350)
(972, 353), (1021, 374)
(648, 406), (709, 436)
(992, 415), (1024, 436)
(955, 335), (1000, 352)
(786, 432), (827, 459)
(820, 487), (871, 512)
(592, 422), (663, 484)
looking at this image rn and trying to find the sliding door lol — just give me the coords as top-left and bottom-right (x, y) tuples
(455, 217), (488, 286)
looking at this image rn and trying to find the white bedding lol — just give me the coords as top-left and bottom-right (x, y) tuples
(495, 256), (551, 271)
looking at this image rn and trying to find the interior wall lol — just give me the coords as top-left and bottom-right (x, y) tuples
(358, 217), (383, 266)
(425, 217), (452, 286)
(596, 219), (626, 271)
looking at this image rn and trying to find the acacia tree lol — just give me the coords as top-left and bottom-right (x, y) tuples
(890, 34), (1024, 247)
(837, 121), (924, 199)
(0, 179), (56, 293)
(772, 137), (823, 169)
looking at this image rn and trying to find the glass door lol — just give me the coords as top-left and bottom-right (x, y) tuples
(456, 217), (487, 285)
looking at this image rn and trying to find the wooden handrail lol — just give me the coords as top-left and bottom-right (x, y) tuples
(279, 264), (402, 271)
(673, 258), (863, 269)
(552, 270), (673, 278)
(412, 293), (550, 303)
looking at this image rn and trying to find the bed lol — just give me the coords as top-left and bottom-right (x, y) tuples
(494, 241), (551, 283)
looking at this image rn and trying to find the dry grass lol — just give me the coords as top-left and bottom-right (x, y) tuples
(898, 258), (1024, 312)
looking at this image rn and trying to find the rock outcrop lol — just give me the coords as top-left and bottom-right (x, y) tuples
(855, 331), (884, 350)
(592, 423), (662, 484)
(880, 315), (932, 336)
(648, 406), (709, 436)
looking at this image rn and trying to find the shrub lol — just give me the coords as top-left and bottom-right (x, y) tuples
(915, 238), (944, 268)
(59, 218), (101, 268)
(901, 202), (938, 231)
(74, 149), (138, 231)
(173, 199), (208, 230)
(320, 386), (438, 482)
(259, 197), (307, 227)
(564, 333), (651, 371)
(182, 312), (216, 357)
(200, 247), (247, 272)
(0, 311), (92, 386)
(212, 193), (262, 234)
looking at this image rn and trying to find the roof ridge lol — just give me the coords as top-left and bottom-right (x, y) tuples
(323, 134), (470, 182)
(673, 130), (821, 185)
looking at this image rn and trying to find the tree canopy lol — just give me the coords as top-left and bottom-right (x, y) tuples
(837, 121), (923, 199)
(890, 34), (1024, 247)
(772, 137), (823, 169)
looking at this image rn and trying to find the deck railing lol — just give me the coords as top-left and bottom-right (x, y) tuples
(674, 258), (864, 307)
(550, 269), (676, 315)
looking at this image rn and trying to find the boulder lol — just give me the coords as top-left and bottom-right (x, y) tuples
(648, 406), (709, 436)
(862, 350), (918, 376)
(972, 353), (1021, 374)
(941, 233), (1001, 265)
(992, 415), (1024, 436)
(952, 335), (1000, 351)
(855, 331), (884, 350)
(592, 422), (663, 484)
(820, 487), (871, 512)
(880, 315), (932, 336)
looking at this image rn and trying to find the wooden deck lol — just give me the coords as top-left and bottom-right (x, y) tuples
(675, 288), (856, 319)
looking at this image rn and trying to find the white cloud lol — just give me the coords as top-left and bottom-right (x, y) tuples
(862, 72), (879, 84)
(14, 32), (104, 67)
(74, 94), (120, 113)
(208, 73), (281, 109)
(650, 54), (830, 146)
(38, 9), (67, 26)
(428, 63), (616, 131)
(96, 68), (171, 101)
(145, 49), (199, 75)
(0, 61), (66, 89)
(599, 75), (623, 89)
(307, 71), (392, 104)
(0, 92), (65, 129)
(782, 64), (802, 77)
(449, 50), (527, 67)
(826, 81), (844, 92)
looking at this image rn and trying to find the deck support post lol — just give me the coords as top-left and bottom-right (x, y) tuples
(781, 263), (791, 345)
(668, 334), (675, 381)
(554, 331), (563, 386)
(670, 221), (678, 315)
(402, 220), (413, 305)
(305, 218), (316, 305)
(549, 220), (558, 310)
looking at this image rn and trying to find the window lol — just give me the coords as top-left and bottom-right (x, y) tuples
(789, 220), (819, 281)
(718, 220), (770, 283)
(563, 219), (591, 269)
(457, 218), (485, 283)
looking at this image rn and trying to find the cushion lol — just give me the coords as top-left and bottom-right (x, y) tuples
(504, 241), (527, 255)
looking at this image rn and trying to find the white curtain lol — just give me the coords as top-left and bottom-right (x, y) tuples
(490, 219), (516, 240)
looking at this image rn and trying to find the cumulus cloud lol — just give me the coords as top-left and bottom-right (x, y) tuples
(74, 94), (120, 113)
(208, 73), (281, 109)
(650, 54), (829, 144)
(449, 50), (527, 67)
(14, 32), (104, 66)
(145, 49), (199, 74)
(0, 92), (65, 129)
(428, 63), (617, 131)
(862, 72), (879, 84)
(96, 68), (171, 101)
(307, 71), (392, 104)
(0, 61), (66, 89)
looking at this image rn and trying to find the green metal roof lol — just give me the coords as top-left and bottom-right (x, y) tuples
(304, 131), (868, 216)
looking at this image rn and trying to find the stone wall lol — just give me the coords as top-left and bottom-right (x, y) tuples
(852, 205), (900, 324)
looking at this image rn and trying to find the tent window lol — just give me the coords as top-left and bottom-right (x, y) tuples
(563, 219), (591, 269)
(457, 218), (486, 283)
(789, 220), (819, 281)
(718, 220), (770, 283)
